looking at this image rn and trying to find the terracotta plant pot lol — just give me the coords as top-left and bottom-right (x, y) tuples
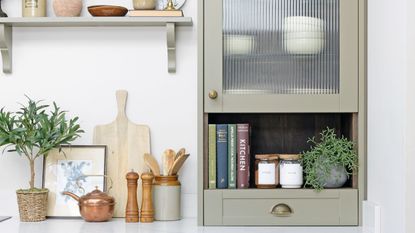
(53, 0), (82, 17)
(16, 189), (48, 222)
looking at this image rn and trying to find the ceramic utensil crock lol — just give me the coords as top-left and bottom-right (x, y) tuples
(153, 175), (181, 221)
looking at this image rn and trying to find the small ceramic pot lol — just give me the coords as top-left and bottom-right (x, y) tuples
(317, 165), (348, 188)
(53, 0), (82, 17)
(133, 0), (156, 10)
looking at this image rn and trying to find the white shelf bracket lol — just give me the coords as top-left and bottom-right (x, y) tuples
(166, 22), (176, 73)
(0, 24), (11, 74)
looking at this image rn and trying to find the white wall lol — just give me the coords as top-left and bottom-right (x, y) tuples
(0, 0), (198, 217)
(406, 1), (415, 232)
(367, 0), (407, 233)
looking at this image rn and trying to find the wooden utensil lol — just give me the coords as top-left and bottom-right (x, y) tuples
(144, 153), (160, 176)
(93, 90), (151, 217)
(175, 148), (186, 161)
(162, 149), (175, 176)
(168, 153), (190, 175)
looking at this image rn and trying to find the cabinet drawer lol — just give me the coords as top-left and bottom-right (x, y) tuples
(204, 189), (358, 226)
(223, 198), (339, 225)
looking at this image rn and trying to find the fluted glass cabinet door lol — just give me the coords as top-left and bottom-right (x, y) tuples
(204, 0), (359, 113)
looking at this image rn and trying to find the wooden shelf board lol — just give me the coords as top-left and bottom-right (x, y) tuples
(0, 17), (193, 27)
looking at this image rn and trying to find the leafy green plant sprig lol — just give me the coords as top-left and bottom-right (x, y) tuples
(300, 127), (358, 191)
(0, 97), (84, 190)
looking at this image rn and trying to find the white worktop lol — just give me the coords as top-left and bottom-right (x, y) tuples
(1, 217), (364, 233)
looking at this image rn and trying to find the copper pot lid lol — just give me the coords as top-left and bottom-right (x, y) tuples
(79, 187), (115, 206)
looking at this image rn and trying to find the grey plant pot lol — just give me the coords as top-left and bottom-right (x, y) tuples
(317, 165), (348, 188)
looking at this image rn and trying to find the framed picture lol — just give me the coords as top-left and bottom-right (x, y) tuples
(43, 145), (106, 217)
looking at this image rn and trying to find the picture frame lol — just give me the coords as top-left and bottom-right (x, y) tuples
(42, 145), (107, 217)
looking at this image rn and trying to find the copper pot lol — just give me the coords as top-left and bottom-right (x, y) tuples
(63, 186), (115, 222)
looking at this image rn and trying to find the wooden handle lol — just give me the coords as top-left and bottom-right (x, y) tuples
(116, 90), (128, 118)
(125, 171), (139, 223)
(140, 172), (154, 223)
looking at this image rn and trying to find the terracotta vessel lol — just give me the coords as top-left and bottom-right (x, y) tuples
(53, 0), (82, 17)
(62, 187), (115, 222)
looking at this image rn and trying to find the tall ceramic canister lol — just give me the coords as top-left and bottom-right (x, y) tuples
(153, 176), (181, 221)
(22, 0), (46, 17)
(53, 0), (83, 17)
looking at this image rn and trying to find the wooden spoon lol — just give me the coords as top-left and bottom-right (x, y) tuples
(144, 153), (160, 176)
(162, 149), (176, 176)
(169, 153), (190, 175)
(175, 148), (186, 161)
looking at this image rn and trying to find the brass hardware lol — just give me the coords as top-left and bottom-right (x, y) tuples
(208, 90), (218, 99)
(165, 0), (176, 11)
(270, 203), (293, 217)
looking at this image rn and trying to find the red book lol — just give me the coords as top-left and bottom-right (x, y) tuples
(237, 124), (250, 189)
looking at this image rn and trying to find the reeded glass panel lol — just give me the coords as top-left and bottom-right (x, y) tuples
(223, 0), (339, 94)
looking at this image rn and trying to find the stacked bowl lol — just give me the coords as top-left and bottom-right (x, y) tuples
(283, 16), (326, 55)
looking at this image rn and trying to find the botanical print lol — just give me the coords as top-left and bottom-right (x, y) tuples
(56, 160), (92, 205)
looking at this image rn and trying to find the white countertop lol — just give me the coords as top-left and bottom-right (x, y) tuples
(1, 217), (363, 233)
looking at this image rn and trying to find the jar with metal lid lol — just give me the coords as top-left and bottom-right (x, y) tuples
(279, 154), (303, 188)
(255, 154), (279, 189)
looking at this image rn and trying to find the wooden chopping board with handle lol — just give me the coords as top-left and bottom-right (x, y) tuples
(93, 90), (150, 218)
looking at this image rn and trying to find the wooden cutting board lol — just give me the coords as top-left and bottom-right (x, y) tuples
(93, 90), (150, 218)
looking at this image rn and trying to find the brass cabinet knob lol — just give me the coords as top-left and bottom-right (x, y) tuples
(208, 90), (218, 99)
(270, 203), (293, 217)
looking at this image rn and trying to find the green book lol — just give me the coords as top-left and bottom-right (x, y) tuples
(208, 124), (217, 189)
(228, 124), (237, 189)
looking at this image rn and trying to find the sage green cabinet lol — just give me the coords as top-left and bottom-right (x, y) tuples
(204, 0), (359, 113)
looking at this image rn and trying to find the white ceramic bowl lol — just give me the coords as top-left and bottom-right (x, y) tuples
(224, 35), (255, 55)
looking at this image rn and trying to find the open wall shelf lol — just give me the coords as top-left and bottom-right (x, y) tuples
(0, 17), (193, 74)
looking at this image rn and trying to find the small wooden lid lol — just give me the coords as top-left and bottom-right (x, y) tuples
(255, 154), (279, 160)
(278, 154), (301, 160)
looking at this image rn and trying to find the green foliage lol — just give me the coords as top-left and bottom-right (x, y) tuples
(300, 127), (358, 191)
(0, 97), (84, 189)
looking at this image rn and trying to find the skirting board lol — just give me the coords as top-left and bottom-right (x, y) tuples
(363, 201), (381, 233)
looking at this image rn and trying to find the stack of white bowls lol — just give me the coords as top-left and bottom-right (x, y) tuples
(283, 16), (326, 55)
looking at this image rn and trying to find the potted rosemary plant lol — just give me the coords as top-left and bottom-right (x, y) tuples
(0, 98), (83, 221)
(301, 128), (358, 191)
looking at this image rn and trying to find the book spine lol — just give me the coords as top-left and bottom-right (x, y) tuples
(237, 124), (250, 189)
(216, 124), (228, 189)
(208, 124), (216, 189)
(228, 124), (237, 189)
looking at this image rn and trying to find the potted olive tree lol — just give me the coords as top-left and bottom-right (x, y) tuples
(0, 98), (83, 221)
(301, 128), (358, 191)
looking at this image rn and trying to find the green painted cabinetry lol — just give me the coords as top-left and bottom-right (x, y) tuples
(197, 0), (366, 226)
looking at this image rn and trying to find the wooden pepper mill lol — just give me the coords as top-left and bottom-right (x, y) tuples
(140, 172), (154, 223)
(125, 170), (139, 222)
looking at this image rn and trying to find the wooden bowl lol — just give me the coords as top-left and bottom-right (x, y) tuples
(88, 5), (128, 17)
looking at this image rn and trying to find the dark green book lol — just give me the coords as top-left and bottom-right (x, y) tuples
(228, 124), (237, 188)
(208, 124), (216, 189)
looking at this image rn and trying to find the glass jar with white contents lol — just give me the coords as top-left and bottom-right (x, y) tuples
(279, 154), (303, 188)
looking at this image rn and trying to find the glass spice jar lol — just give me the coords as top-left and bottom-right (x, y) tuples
(255, 154), (279, 189)
(279, 154), (303, 188)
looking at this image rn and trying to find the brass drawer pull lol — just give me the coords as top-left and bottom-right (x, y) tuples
(270, 203), (293, 217)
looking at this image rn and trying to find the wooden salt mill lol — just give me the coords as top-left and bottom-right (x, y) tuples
(140, 172), (154, 223)
(125, 170), (139, 222)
